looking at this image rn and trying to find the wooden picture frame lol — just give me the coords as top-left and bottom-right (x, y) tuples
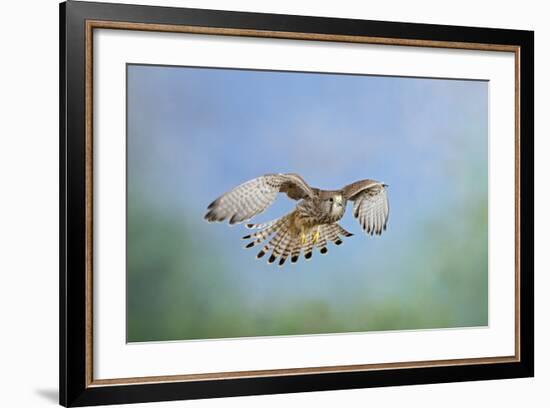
(60, 1), (534, 406)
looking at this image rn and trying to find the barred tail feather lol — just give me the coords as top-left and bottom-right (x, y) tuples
(315, 228), (329, 255)
(256, 223), (289, 263)
(260, 219), (297, 266)
(267, 227), (291, 264)
(279, 233), (305, 266)
(242, 216), (286, 249)
(241, 215), (290, 260)
(290, 237), (302, 263)
(277, 233), (294, 267)
(243, 217), (354, 266)
(302, 232), (315, 260)
(245, 219), (280, 230)
(314, 223), (354, 256)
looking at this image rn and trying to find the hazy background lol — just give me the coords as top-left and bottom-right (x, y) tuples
(126, 64), (488, 342)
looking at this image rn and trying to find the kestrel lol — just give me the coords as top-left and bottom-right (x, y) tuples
(204, 173), (389, 266)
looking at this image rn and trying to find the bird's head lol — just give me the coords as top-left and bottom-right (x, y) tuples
(324, 193), (345, 217)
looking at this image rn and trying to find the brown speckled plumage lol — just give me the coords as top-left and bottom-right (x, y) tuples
(205, 173), (389, 265)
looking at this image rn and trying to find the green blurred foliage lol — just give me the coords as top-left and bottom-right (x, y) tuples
(127, 191), (488, 342)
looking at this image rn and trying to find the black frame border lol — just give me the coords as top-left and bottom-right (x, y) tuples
(60, 1), (534, 406)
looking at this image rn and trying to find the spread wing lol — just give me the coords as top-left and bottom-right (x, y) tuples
(204, 173), (315, 224)
(343, 180), (389, 235)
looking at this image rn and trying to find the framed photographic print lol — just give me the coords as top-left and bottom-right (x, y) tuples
(59, 1), (534, 406)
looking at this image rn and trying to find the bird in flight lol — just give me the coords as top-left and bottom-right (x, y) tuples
(205, 173), (389, 266)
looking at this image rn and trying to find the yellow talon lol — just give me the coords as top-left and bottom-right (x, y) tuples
(312, 228), (320, 244)
(301, 232), (307, 245)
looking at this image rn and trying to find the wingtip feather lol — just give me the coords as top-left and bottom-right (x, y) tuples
(207, 199), (219, 210)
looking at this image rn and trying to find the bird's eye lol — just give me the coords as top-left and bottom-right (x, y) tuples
(329, 198), (334, 202)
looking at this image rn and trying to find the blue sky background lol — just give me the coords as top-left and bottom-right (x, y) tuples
(126, 64), (488, 342)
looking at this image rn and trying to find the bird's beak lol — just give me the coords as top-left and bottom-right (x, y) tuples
(382, 183), (389, 188)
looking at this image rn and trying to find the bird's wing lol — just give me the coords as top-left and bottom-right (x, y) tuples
(342, 180), (389, 235)
(204, 173), (315, 224)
